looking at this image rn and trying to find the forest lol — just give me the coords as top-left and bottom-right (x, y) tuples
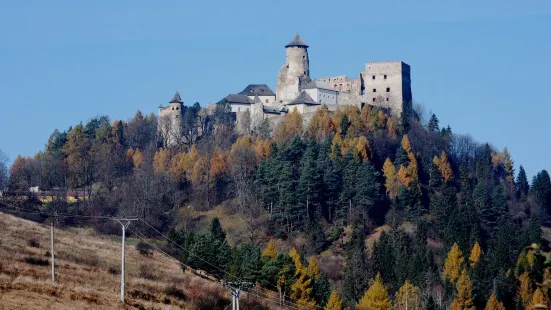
(2, 100), (551, 310)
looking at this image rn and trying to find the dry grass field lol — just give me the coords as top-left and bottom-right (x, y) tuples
(0, 212), (276, 310)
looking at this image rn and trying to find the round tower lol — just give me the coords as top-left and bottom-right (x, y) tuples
(276, 33), (310, 103)
(285, 33), (310, 78)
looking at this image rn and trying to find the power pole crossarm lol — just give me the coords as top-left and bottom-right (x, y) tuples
(114, 217), (138, 304)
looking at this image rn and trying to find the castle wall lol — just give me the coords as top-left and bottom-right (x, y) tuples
(230, 103), (252, 113)
(246, 95), (276, 105)
(158, 102), (184, 147)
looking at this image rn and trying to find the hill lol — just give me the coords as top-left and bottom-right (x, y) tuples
(0, 211), (276, 310)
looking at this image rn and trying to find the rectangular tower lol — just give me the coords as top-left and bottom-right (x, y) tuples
(362, 61), (412, 115)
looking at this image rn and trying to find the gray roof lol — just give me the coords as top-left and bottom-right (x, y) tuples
(238, 84), (275, 96)
(288, 91), (319, 106)
(285, 33), (309, 48)
(169, 91), (183, 103)
(225, 94), (253, 104)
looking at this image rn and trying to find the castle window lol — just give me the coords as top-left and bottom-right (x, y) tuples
(238, 107), (241, 112)
(372, 75), (375, 80)
(373, 89), (377, 92)
(266, 99), (268, 103)
(171, 107), (174, 110)
(386, 98), (389, 101)
(373, 98), (376, 102)
(384, 75), (387, 79)
(303, 56), (305, 59)
(386, 88), (390, 92)
(304, 71), (306, 75)
(176, 107), (179, 110)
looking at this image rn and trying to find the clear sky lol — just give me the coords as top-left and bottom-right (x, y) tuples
(0, 1), (550, 178)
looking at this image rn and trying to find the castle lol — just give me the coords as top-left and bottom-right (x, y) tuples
(158, 33), (413, 143)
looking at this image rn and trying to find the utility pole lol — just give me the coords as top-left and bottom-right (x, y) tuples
(225, 281), (253, 310)
(50, 221), (55, 283)
(114, 217), (138, 304)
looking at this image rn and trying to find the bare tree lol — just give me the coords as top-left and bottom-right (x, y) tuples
(0, 149), (8, 190)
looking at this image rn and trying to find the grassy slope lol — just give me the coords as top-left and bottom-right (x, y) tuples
(0, 212), (235, 310)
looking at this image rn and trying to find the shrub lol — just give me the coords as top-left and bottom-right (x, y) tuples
(25, 256), (49, 266)
(190, 286), (230, 310)
(164, 285), (186, 300)
(27, 237), (40, 248)
(108, 266), (120, 275)
(139, 264), (158, 281)
(136, 241), (154, 256)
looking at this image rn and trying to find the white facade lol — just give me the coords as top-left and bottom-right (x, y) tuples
(246, 95), (276, 105)
(230, 104), (252, 113)
(304, 88), (338, 105)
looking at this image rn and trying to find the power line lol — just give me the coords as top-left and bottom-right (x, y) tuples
(139, 219), (309, 310)
(127, 225), (302, 310)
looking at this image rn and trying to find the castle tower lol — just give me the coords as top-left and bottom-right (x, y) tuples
(276, 33), (310, 104)
(158, 91), (184, 147)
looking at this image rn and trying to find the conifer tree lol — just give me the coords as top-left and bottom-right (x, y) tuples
(372, 231), (396, 289)
(290, 271), (317, 308)
(433, 151), (453, 183)
(342, 230), (369, 305)
(516, 165), (530, 198)
(469, 241), (482, 268)
(443, 243), (465, 284)
(528, 288), (547, 310)
(356, 273), (391, 310)
(394, 280), (423, 310)
(450, 269), (476, 310)
(277, 161), (299, 232)
(427, 113), (440, 132)
(502, 147), (515, 183)
(262, 239), (278, 259)
(383, 158), (400, 199)
(531, 170), (551, 213)
(298, 142), (323, 219)
(484, 292), (505, 310)
(354, 161), (381, 222)
(517, 271), (533, 307)
(324, 290), (343, 310)
(339, 152), (360, 224)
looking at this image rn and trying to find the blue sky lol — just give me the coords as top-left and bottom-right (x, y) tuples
(0, 1), (550, 178)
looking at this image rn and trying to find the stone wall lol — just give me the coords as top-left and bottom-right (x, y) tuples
(276, 46), (310, 104)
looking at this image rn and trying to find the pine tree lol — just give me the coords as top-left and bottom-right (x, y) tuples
(354, 162), (381, 222)
(484, 293), (505, 310)
(427, 114), (440, 132)
(450, 269), (476, 310)
(210, 217), (226, 242)
(277, 161), (299, 232)
(443, 243), (465, 284)
(394, 280), (423, 310)
(324, 290), (343, 310)
(298, 142), (323, 220)
(342, 230), (369, 305)
(356, 273), (391, 310)
(469, 241), (482, 268)
(531, 170), (551, 213)
(516, 165), (530, 198)
(338, 152), (360, 224)
(372, 231), (396, 288)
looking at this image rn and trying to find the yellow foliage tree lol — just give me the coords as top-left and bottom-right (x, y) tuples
(484, 292), (505, 310)
(503, 147), (515, 183)
(153, 148), (170, 174)
(433, 151), (453, 182)
(330, 133), (344, 159)
(355, 136), (370, 161)
(324, 290), (343, 310)
(394, 281), (423, 310)
(308, 256), (320, 279)
(450, 269), (475, 310)
(469, 241), (482, 268)
(274, 108), (303, 143)
(528, 288), (547, 310)
(132, 147), (143, 169)
(443, 243), (465, 284)
(262, 239), (277, 259)
(253, 136), (271, 159)
(357, 273), (391, 310)
(307, 105), (335, 141)
(290, 271), (317, 309)
(383, 158), (401, 199)
(518, 272), (534, 307)
(191, 155), (208, 185)
(209, 149), (227, 187)
(289, 247), (303, 275)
